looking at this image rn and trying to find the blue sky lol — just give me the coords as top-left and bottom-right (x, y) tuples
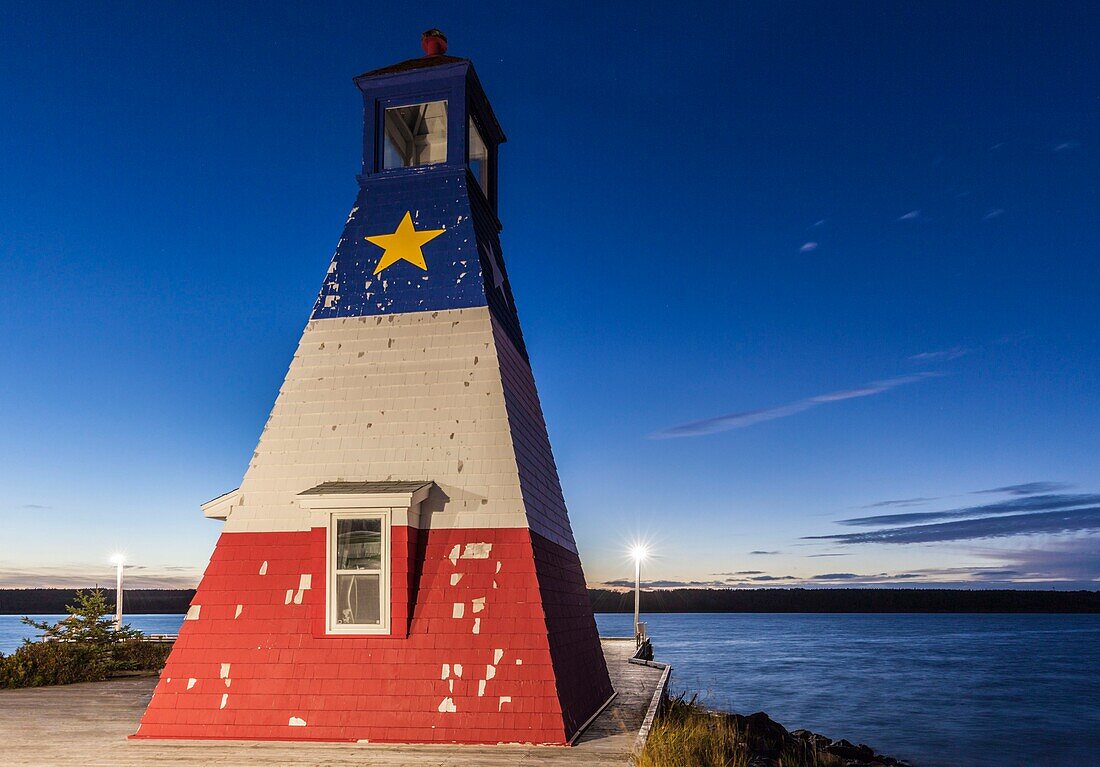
(2, 1), (1098, 591)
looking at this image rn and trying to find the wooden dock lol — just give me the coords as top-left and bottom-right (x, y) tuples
(1, 638), (668, 767)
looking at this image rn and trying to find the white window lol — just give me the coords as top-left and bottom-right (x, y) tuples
(468, 116), (490, 196)
(327, 511), (390, 634)
(383, 100), (448, 169)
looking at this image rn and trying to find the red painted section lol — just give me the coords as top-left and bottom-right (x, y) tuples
(135, 527), (610, 744)
(530, 531), (615, 740)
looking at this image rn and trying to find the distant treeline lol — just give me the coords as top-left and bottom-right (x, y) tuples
(589, 588), (1100, 613)
(0, 589), (196, 615)
(2, 587), (1099, 615)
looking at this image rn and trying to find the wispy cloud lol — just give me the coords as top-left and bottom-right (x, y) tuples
(1053, 141), (1080, 152)
(799, 241), (818, 253)
(897, 210), (920, 220)
(749, 550), (779, 555)
(0, 565), (202, 589)
(810, 505), (1100, 545)
(859, 496), (937, 509)
(602, 578), (730, 589)
(983, 208), (1004, 220)
(908, 347), (968, 362)
(652, 372), (942, 438)
(836, 493), (1100, 528)
(20, 504), (51, 510)
(980, 537), (1100, 582)
(807, 552), (851, 557)
(974, 481), (1072, 496)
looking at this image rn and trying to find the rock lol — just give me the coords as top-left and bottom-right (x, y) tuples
(693, 704), (910, 767)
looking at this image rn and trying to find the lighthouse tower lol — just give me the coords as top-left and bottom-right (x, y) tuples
(134, 32), (614, 744)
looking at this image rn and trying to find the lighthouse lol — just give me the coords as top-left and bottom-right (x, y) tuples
(134, 32), (614, 744)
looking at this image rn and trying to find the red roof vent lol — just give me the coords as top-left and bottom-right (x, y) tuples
(421, 29), (448, 57)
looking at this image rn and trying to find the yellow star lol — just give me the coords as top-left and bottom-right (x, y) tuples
(365, 212), (445, 275)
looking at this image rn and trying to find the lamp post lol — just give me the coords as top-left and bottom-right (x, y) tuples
(631, 545), (647, 646)
(110, 554), (125, 631)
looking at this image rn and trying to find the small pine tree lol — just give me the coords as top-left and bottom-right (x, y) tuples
(22, 589), (143, 645)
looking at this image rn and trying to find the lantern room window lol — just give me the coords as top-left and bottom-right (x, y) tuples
(383, 100), (448, 169)
(327, 511), (390, 633)
(468, 116), (490, 196)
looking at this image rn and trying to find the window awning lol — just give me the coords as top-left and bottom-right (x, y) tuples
(297, 481), (436, 528)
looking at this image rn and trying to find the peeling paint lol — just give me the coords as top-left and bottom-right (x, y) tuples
(461, 542), (492, 559)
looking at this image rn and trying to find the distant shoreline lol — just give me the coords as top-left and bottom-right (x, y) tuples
(2, 587), (1098, 615)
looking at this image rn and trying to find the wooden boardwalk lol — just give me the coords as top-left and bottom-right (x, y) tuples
(1, 639), (666, 767)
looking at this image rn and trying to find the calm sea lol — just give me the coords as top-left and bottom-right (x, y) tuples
(3, 612), (1098, 767)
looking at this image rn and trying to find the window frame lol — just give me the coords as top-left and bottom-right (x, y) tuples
(375, 94), (451, 174)
(467, 112), (491, 199)
(325, 509), (392, 635)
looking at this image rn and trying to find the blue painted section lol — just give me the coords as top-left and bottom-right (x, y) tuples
(311, 168), (487, 318)
(309, 56), (527, 359)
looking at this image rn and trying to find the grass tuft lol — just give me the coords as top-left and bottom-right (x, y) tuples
(637, 694), (846, 767)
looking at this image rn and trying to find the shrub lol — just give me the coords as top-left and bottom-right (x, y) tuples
(0, 641), (111, 688)
(111, 639), (172, 672)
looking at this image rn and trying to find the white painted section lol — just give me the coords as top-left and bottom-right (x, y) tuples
(498, 696), (511, 711)
(220, 693), (228, 709)
(449, 573), (462, 586)
(284, 589), (293, 605)
(441, 664), (450, 680)
(453, 664), (462, 677)
(259, 561), (268, 575)
(478, 679), (486, 697)
(211, 308), (579, 553)
(452, 603), (464, 619)
(438, 698), (457, 713)
(184, 605), (201, 621)
(472, 617), (480, 634)
(493, 649), (503, 664)
(234, 604), (243, 619)
(486, 665), (496, 681)
(186, 678), (196, 690)
(288, 717), (307, 727)
(472, 597), (486, 613)
(219, 663), (231, 679)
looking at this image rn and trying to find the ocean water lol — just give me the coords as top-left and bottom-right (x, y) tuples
(3, 612), (1098, 767)
(595, 612), (1100, 767)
